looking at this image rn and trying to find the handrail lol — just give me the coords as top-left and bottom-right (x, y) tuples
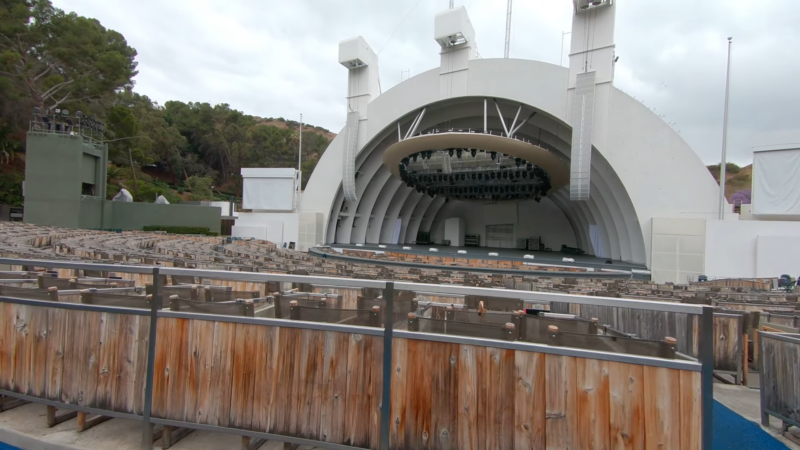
(0, 256), (715, 450)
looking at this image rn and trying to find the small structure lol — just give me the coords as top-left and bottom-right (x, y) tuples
(23, 110), (221, 232)
(232, 168), (324, 250)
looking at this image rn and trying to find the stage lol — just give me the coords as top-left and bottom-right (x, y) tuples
(321, 243), (650, 278)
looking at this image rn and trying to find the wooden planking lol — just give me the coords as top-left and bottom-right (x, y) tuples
(207, 321), (236, 427)
(679, 371), (702, 450)
(480, 347), (515, 450)
(251, 325), (278, 433)
(607, 362), (644, 450)
(404, 339), (432, 449)
(132, 314), (151, 415)
(513, 351), (545, 450)
(229, 323), (259, 429)
(151, 316), (174, 417)
(577, 358), (610, 450)
(430, 342), (458, 450)
(94, 312), (120, 410)
(389, 337), (408, 449)
(27, 305), (48, 397)
(367, 335), (384, 450)
(45, 307), (67, 401)
(165, 318), (190, 421)
(112, 314), (140, 414)
(77, 311), (101, 408)
(761, 335), (800, 427)
(12, 304), (31, 393)
(297, 329), (325, 440)
(0, 303), (9, 390)
(456, 344), (478, 450)
(643, 366), (680, 450)
(545, 354), (578, 450)
(60, 309), (80, 405)
(273, 326), (301, 434)
(186, 319), (214, 423)
(318, 330), (351, 444)
(344, 332), (371, 447)
(713, 315), (741, 372)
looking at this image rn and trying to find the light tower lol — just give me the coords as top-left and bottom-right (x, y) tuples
(504, 0), (513, 58)
(567, 0), (616, 201)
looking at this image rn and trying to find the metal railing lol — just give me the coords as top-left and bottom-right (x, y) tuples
(0, 257), (715, 450)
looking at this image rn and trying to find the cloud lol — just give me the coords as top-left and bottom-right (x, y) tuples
(52, 0), (799, 165)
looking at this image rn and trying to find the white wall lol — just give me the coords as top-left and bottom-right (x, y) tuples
(756, 236), (800, 278)
(431, 197), (577, 249)
(705, 220), (800, 279)
(650, 218), (706, 284)
(444, 217), (465, 246)
(234, 212), (299, 247)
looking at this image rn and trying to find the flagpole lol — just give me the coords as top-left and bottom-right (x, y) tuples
(719, 37), (733, 220)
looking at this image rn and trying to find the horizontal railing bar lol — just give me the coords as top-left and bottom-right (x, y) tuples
(0, 279), (37, 283)
(0, 257), (156, 274)
(0, 296), (151, 316)
(160, 267), (387, 289)
(394, 281), (708, 315)
(758, 331), (800, 345)
(150, 418), (371, 450)
(157, 310), (385, 336)
(393, 330), (702, 372)
(0, 389), (143, 422)
(763, 409), (800, 431)
(0, 258), (707, 315)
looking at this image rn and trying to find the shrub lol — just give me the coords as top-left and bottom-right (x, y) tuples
(143, 226), (217, 236)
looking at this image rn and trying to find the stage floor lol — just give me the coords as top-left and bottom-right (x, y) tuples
(332, 243), (648, 272)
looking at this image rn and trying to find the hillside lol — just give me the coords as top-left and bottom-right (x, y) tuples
(707, 163), (752, 200)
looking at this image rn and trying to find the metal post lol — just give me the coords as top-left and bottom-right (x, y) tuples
(700, 306), (714, 450)
(758, 330), (769, 426)
(560, 31), (572, 67)
(718, 37), (733, 220)
(298, 113), (303, 190)
(379, 282), (395, 450)
(140, 267), (162, 449)
(483, 98), (487, 133)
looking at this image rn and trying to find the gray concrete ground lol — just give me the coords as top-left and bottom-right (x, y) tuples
(0, 403), (318, 450)
(714, 382), (800, 449)
(2, 387), (798, 450)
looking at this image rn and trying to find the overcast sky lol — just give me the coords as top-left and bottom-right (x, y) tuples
(52, 0), (800, 165)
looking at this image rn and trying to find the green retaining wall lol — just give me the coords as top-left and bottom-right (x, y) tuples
(79, 198), (221, 233)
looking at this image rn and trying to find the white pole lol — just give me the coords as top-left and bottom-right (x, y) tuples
(298, 113), (303, 191)
(561, 31), (571, 67)
(719, 37), (733, 220)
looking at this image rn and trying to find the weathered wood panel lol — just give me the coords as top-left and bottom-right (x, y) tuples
(0, 304), (149, 415)
(608, 361), (644, 450)
(713, 315), (742, 373)
(761, 333), (800, 426)
(390, 338), (700, 450)
(577, 358), (610, 450)
(643, 366), (681, 450)
(545, 354), (578, 450)
(151, 320), (382, 448)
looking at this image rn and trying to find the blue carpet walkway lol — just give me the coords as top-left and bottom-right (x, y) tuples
(713, 400), (789, 449)
(0, 401), (792, 450)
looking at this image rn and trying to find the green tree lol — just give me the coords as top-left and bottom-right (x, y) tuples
(185, 175), (213, 201)
(106, 104), (147, 194)
(0, 0), (138, 111)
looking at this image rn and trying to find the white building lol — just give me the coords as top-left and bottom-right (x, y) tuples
(235, 1), (800, 283)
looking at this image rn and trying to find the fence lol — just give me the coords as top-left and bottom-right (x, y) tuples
(0, 257), (714, 450)
(759, 331), (800, 431)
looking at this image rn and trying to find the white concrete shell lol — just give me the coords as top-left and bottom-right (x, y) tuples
(302, 58), (721, 267)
